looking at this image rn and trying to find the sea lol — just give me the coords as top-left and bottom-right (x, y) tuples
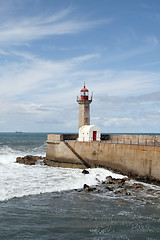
(0, 132), (160, 240)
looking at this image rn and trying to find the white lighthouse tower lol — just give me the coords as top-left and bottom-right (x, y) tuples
(77, 84), (92, 129)
(77, 84), (101, 142)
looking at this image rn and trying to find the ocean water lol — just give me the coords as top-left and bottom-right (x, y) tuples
(0, 132), (160, 240)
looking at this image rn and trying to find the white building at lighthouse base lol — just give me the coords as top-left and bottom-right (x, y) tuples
(78, 125), (101, 142)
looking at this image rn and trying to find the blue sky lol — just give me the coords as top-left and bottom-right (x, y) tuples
(0, 0), (160, 133)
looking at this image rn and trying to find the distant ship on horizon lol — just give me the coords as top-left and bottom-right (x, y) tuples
(15, 131), (23, 133)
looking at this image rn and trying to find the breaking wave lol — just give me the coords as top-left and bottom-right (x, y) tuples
(0, 141), (125, 202)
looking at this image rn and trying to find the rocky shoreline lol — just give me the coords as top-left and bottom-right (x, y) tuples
(82, 172), (160, 202)
(16, 155), (160, 192)
(83, 175), (144, 195)
(81, 176), (160, 204)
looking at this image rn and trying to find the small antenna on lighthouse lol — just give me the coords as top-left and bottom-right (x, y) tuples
(91, 91), (93, 100)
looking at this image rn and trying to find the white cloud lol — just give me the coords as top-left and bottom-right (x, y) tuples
(71, 54), (100, 63)
(1, 53), (160, 132)
(104, 118), (135, 127)
(1, 51), (160, 117)
(0, 7), (110, 46)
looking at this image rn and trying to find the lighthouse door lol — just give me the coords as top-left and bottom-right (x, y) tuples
(93, 131), (97, 141)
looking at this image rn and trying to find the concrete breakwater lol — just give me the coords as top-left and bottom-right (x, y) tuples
(46, 134), (160, 183)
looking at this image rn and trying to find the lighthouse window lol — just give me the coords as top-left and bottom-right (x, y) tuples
(81, 91), (88, 96)
(85, 118), (88, 123)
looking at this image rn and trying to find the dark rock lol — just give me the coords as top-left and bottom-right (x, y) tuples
(114, 190), (123, 195)
(124, 177), (130, 181)
(83, 184), (94, 192)
(105, 176), (127, 186)
(106, 180), (115, 185)
(102, 181), (106, 184)
(105, 176), (113, 182)
(106, 183), (115, 187)
(106, 186), (114, 191)
(124, 185), (133, 190)
(116, 183), (125, 188)
(74, 189), (83, 192)
(83, 184), (92, 192)
(114, 178), (126, 184)
(125, 191), (131, 196)
(96, 178), (101, 183)
(82, 170), (89, 174)
(16, 155), (45, 165)
(132, 183), (144, 190)
(94, 188), (100, 192)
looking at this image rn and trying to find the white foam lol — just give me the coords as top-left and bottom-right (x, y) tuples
(30, 142), (47, 155)
(0, 145), (20, 155)
(0, 151), (126, 202)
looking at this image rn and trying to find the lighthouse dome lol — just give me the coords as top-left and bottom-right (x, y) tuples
(81, 85), (88, 92)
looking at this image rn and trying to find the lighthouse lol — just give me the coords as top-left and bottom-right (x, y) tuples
(77, 84), (92, 129)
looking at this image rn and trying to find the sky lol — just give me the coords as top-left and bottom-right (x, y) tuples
(0, 0), (160, 133)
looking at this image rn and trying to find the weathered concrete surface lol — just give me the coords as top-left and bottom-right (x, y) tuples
(77, 99), (92, 128)
(46, 141), (85, 168)
(46, 134), (160, 181)
(47, 134), (78, 143)
(102, 134), (160, 146)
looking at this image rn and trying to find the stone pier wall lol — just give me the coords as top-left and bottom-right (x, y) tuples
(99, 134), (160, 146)
(46, 134), (160, 181)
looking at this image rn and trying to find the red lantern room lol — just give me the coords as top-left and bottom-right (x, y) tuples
(80, 84), (89, 100)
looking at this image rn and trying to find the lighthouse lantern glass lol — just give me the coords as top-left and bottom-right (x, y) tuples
(81, 90), (88, 100)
